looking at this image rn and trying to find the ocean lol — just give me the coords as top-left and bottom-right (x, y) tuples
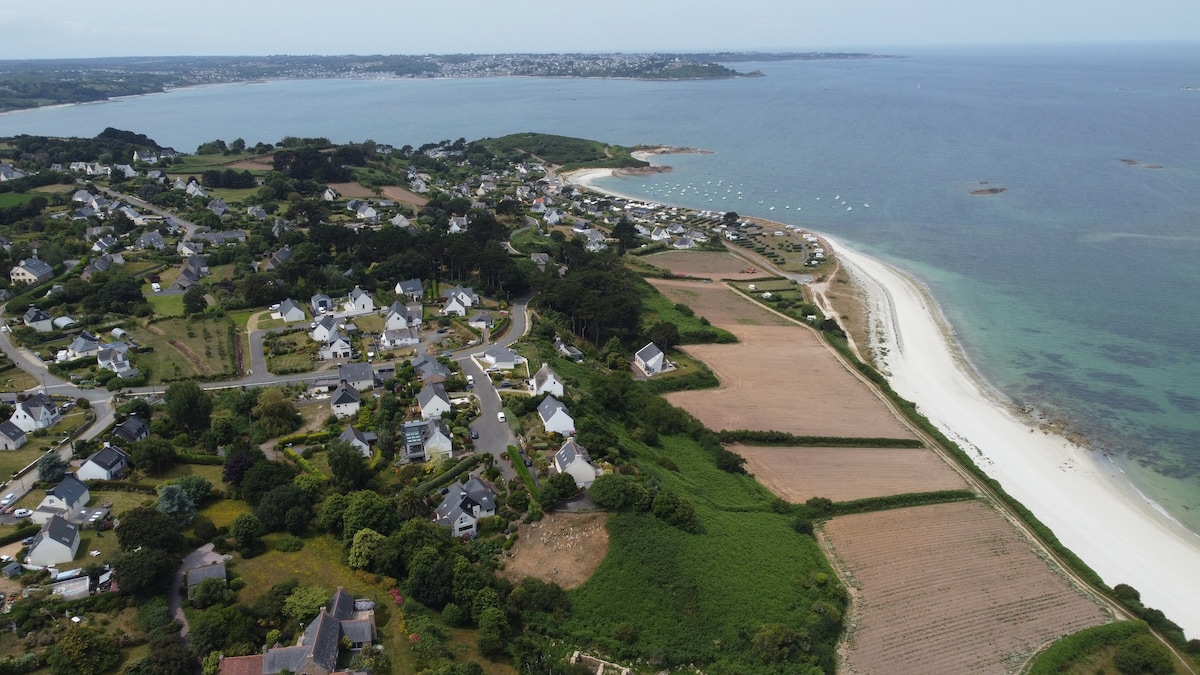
(3, 43), (1200, 531)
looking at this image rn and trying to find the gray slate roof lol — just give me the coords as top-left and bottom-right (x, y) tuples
(186, 561), (226, 587)
(85, 445), (129, 471)
(32, 515), (79, 551)
(48, 475), (88, 507)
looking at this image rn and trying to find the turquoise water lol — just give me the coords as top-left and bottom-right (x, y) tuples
(3, 43), (1200, 529)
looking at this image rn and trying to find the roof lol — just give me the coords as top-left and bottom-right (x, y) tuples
(329, 586), (354, 620)
(339, 362), (375, 386)
(416, 383), (449, 409)
(279, 297), (303, 316)
(186, 561), (226, 587)
(411, 353), (451, 381)
(338, 425), (376, 447)
(48, 475), (89, 506)
(85, 445), (129, 470)
(111, 416), (149, 443)
(534, 363), (560, 389)
(636, 342), (663, 362)
(18, 258), (53, 277)
(32, 514), (78, 551)
(556, 438), (591, 468)
(537, 396), (570, 423)
(333, 387), (361, 406)
(0, 420), (26, 441)
(23, 307), (51, 323)
(216, 654), (263, 675)
(397, 278), (422, 295)
(482, 344), (516, 363)
(340, 618), (375, 645)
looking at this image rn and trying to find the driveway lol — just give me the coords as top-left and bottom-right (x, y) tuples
(170, 543), (226, 637)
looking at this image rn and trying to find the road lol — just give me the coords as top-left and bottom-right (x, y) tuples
(98, 187), (202, 242)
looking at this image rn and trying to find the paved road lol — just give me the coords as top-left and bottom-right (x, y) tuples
(98, 187), (202, 242)
(460, 358), (518, 482)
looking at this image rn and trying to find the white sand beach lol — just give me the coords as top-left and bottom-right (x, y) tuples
(831, 238), (1200, 636)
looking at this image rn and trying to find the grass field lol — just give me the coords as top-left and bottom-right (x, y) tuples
(144, 291), (184, 316)
(0, 364), (40, 393)
(132, 316), (234, 381)
(0, 193), (35, 207)
(268, 353), (314, 374)
(198, 499), (251, 529)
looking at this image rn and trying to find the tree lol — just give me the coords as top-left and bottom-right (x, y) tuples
(283, 585), (329, 622)
(116, 506), (184, 552)
(173, 474), (213, 504)
(317, 492), (351, 534)
(156, 484), (197, 525)
(647, 321), (680, 350)
(328, 440), (370, 491)
(230, 513), (263, 548)
(165, 380), (213, 438)
(125, 634), (195, 675)
(254, 484), (310, 533)
(191, 577), (231, 609)
(113, 548), (179, 597)
(652, 490), (698, 532)
(347, 528), (385, 570)
(341, 490), (398, 541)
(751, 623), (805, 663)
(538, 472), (578, 509)
(396, 489), (429, 522)
(240, 460), (298, 505)
(476, 606), (509, 658)
(183, 285), (208, 315)
(349, 645), (392, 675)
(407, 546), (453, 607)
(48, 624), (120, 675)
(252, 387), (301, 439)
(223, 452), (257, 487)
(36, 452), (67, 483)
(132, 437), (176, 475)
(1114, 634), (1175, 675)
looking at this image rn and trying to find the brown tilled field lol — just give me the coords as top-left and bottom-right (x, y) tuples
(326, 182), (376, 198)
(646, 250), (765, 278)
(666, 326), (917, 439)
(649, 279), (791, 327)
(499, 512), (609, 589)
(824, 501), (1110, 674)
(731, 445), (966, 502)
(379, 185), (429, 207)
(224, 155), (275, 171)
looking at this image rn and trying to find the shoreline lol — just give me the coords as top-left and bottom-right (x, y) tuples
(566, 167), (1200, 637)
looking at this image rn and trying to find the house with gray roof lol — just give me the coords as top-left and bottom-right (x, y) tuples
(435, 476), (497, 538)
(258, 245), (293, 272)
(27, 515), (80, 568)
(338, 363), (376, 392)
(10, 393), (60, 433)
(537, 396), (575, 436)
(77, 444), (130, 482)
(11, 258), (53, 286)
(65, 331), (101, 361)
(554, 438), (598, 488)
(319, 332), (352, 361)
(345, 286), (374, 313)
(533, 363), (565, 397)
(310, 315), (338, 343)
(385, 301), (422, 331)
(635, 342), (665, 376)
(394, 277), (423, 299)
(186, 561), (227, 597)
(479, 344), (518, 371)
(338, 425), (377, 458)
(32, 475), (90, 525)
(381, 328), (420, 349)
(0, 420), (28, 450)
(397, 419), (453, 464)
(417, 382), (451, 420)
(310, 294), (333, 315)
(410, 353), (451, 383)
(111, 415), (150, 444)
(135, 230), (165, 250)
(277, 298), (306, 323)
(331, 386), (361, 419)
(467, 311), (494, 331)
(22, 306), (53, 333)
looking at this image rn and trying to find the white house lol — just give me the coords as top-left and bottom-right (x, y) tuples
(311, 294), (334, 315)
(65, 331), (101, 361)
(398, 419), (454, 464)
(310, 315), (338, 343)
(385, 301), (422, 331)
(338, 425), (377, 458)
(394, 278), (423, 299)
(555, 439), (598, 489)
(319, 333), (353, 361)
(434, 476), (497, 538)
(417, 383), (451, 420)
(26, 516), (80, 568)
(277, 298), (306, 323)
(634, 342), (665, 376)
(346, 286), (375, 313)
(10, 393), (60, 433)
(468, 312), (494, 331)
(381, 328), (420, 349)
(338, 363), (376, 392)
(537, 396), (575, 436)
(76, 445), (130, 482)
(331, 386), (361, 419)
(0, 421), (28, 450)
(479, 345), (518, 371)
(22, 307), (54, 333)
(442, 295), (470, 317)
(442, 285), (479, 308)
(32, 475), (90, 525)
(532, 364), (564, 397)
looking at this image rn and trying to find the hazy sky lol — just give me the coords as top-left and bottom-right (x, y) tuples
(4, 0), (1199, 59)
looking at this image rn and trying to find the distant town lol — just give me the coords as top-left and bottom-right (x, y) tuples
(0, 51), (894, 112)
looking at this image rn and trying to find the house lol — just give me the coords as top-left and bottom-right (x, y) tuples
(531, 253), (549, 270)
(185, 182), (208, 198)
(91, 234), (120, 253)
(218, 587), (376, 675)
(385, 301), (422, 331)
(26, 516), (80, 568)
(435, 476), (497, 538)
(448, 215), (468, 233)
(32, 475), (90, 525)
(277, 298), (306, 324)
(258, 245), (293, 272)
(634, 342), (665, 376)
(186, 562), (227, 597)
(197, 229), (247, 246)
(76, 444), (130, 482)
(443, 285), (479, 308)
(356, 203), (378, 222)
(172, 255), (209, 291)
(394, 278), (423, 299)
(310, 293), (333, 315)
(555, 438), (598, 488)
(397, 419), (453, 463)
(319, 333), (353, 361)
(338, 363), (376, 391)
(11, 258), (53, 286)
(10, 393), (60, 433)
(247, 205), (268, 221)
(322, 187), (339, 201)
(380, 328), (419, 349)
(390, 214), (414, 230)
(136, 231), (165, 250)
(544, 209), (564, 225)
(133, 149), (158, 164)
(111, 415), (150, 444)
(97, 345), (136, 377)
(80, 252), (125, 281)
(532, 364), (565, 397)
(65, 331), (101, 361)
(537, 396), (575, 436)
(410, 353), (450, 383)
(310, 315), (338, 343)
(672, 236), (696, 250)
(442, 294), (469, 317)
(479, 345), (518, 371)
(0, 420), (27, 450)
(467, 311), (495, 332)
(22, 307), (54, 333)
(416, 383), (451, 420)
(330, 386), (361, 419)
(338, 425), (377, 458)
(177, 240), (205, 257)
(346, 286), (375, 313)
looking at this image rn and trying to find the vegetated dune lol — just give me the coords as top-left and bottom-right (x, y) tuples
(824, 501), (1110, 674)
(731, 445), (966, 503)
(646, 250), (767, 279)
(666, 326), (917, 439)
(649, 278), (791, 326)
(499, 512), (609, 590)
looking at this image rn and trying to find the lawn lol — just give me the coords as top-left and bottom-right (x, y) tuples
(268, 353), (313, 374)
(0, 193), (35, 207)
(198, 499), (251, 529)
(138, 462), (225, 488)
(132, 316), (235, 381)
(0, 364), (39, 394)
(0, 413), (91, 479)
(207, 263), (236, 282)
(144, 291), (184, 317)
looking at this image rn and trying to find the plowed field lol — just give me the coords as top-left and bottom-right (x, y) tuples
(666, 326), (917, 439)
(647, 250), (764, 278)
(824, 501), (1110, 674)
(649, 279), (790, 327)
(731, 445), (965, 502)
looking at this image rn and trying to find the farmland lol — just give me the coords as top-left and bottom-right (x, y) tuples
(648, 278), (791, 327)
(732, 445), (967, 502)
(823, 501), (1110, 674)
(131, 316), (236, 381)
(644, 250), (766, 279)
(666, 325), (917, 439)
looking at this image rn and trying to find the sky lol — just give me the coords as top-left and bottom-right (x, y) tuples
(3, 0), (1199, 59)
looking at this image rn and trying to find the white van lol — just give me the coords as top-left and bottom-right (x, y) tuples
(151, 282), (162, 293)
(466, 375), (475, 386)
(497, 411), (506, 422)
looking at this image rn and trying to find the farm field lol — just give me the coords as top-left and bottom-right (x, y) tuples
(131, 316), (234, 381)
(326, 181), (376, 198)
(823, 501), (1110, 674)
(499, 511), (609, 589)
(648, 279), (790, 327)
(731, 445), (967, 502)
(645, 250), (765, 279)
(666, 325), (917, 439)
(379, 184), (429, 207)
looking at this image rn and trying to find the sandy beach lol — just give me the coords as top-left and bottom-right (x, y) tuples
(831, 238), (1200, 637)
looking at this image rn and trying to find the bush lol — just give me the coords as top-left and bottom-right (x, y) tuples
(274, 534), (304, 552)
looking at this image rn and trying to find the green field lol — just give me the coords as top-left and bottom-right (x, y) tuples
(144, 291), (184, 316)
(0, 192), (36, 207)
(268, 352), (313, 374)
(131, 316), (235, 382)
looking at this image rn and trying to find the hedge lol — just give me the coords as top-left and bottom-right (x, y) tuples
(414, 455), (485, 496)
(283, 447), (327, 480)
(177, 453), (224, 466)
(84, 480), (158, 495)
(1027, 621), (1150, 674)
(827, 490), (977, 517)
(506, 447), (540, 500)
(277, 431), (333, 447)
(717, 429), (924, 449)
(0, 524), (40, 546)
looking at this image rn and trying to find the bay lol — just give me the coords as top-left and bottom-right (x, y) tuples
(3, 42), (1200, 530)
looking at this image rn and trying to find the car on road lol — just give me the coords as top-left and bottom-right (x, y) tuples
(0, 494), (14, 508)
(470, 430), (479, 439)
(21, 537), (33, 546)
(497, 412), (506, 422)
(466, 375), (474, 386)
(12, 509), (31, 518)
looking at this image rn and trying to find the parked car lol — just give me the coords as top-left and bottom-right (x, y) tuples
(496, 412), (506, 422)
(21, 537), (33, 546)
(12, 509), (31, 518)
(0, 494), (14, 508)
(470, 430), (479, 439)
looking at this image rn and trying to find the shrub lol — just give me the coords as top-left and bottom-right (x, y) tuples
(274, 534), (304, 552)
